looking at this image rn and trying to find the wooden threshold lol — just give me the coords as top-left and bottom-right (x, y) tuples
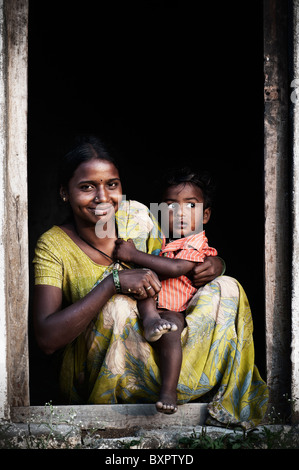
(11, 403), (208, 429)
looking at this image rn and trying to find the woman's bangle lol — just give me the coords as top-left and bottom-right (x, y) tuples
(112, 269), (122, 293)
(217, 257), (226, 276)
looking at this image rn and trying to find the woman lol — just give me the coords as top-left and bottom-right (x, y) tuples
(33, 136), (269, 429)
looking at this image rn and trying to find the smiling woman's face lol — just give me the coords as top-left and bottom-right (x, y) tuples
(63, 158), (123, 229)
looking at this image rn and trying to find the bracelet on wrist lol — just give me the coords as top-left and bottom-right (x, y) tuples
(112, 268), (122, 293)
(217, 257), (226, 276)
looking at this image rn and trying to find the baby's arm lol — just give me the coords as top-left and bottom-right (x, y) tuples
(113, 238), (196, 279)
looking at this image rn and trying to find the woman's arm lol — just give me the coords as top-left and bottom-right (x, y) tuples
(33, 269), (161, 355)
(114, 239), (225, 286)
(190, 256), (225, 287)
(114, 238), (196, 279)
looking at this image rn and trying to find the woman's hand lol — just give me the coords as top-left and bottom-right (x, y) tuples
(190, 256), (224, 287)
(118, 268), (161, 300)
(114, 238), (138, 263)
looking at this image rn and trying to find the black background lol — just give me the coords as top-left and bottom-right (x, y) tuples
(28, 0), (265, 404)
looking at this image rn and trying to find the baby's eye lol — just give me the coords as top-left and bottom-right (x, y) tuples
(186, 202), (196, 208)
(168, 202), (176, 209)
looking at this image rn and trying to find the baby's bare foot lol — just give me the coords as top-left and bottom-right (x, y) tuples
(156, 391), (178, 414)
(143, 318), (177, 342)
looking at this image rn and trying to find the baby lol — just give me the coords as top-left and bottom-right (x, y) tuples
(113, 167), (217, 413)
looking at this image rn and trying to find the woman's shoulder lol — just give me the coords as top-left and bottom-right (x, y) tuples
(118, 200), (149, 213)
(117, 200), (154, 231)
(37, 225), (68, 243)
(36, 225), (73, 254)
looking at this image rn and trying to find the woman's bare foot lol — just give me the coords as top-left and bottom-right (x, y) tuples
(143, 318), (177, 342)
(156, 391), (178, 414)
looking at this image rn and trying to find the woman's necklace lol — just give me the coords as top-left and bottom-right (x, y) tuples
(77, 233), (115, 264)
(74, 224), (129, 269)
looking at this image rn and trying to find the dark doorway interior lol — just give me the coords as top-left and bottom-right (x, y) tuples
(28, 1), (265, 404)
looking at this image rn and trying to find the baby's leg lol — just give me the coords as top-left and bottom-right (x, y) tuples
(153, 310), (186, 414)
(137, 298), (178, 342)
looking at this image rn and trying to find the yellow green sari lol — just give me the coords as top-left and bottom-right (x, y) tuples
(33, 200), (269, 429)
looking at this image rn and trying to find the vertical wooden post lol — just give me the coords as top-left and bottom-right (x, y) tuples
(0, 0), (8, 418)
(4, 0), (29, 408)
(291, 0), (299, 423)
(264, 0), (292, 415)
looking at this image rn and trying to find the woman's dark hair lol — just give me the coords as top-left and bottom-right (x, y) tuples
(161, 167), (216, 209)
(59, 135), (119, 187)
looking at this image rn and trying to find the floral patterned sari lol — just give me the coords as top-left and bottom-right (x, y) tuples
(34, 200), (269, 429)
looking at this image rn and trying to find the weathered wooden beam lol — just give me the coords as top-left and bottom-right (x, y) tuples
(4, 0), (29, 408)
(0, 0), (8, 419)
(11, 404), (208, 429)
(290, 0), (299, 423)
(264, 0), (292, 412)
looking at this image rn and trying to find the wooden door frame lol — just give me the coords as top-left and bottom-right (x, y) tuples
(1, 0), (298, 424)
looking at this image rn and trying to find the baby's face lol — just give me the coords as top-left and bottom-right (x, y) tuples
(162, 183), (211, 239)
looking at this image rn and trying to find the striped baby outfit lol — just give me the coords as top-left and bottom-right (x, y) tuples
(157, 231), (217, 312)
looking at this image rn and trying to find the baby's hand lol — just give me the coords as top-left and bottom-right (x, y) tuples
(113, 238), (138, 263)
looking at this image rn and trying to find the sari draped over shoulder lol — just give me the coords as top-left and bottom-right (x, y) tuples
(33, 200), (269, 430)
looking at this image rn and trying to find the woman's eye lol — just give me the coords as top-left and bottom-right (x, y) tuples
(168, 203), (176, 209)
(80, 184), (93, 191)
(186, 202), (196, 208)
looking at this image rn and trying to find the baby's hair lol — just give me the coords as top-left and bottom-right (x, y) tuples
(161, 167), (215, 209)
